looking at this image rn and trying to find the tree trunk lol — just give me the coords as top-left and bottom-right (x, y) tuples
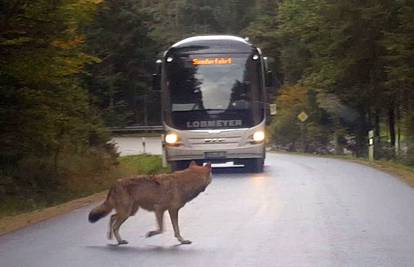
(407, 107), (414, 164)
(374, 110), (381, 159)
(388, 105), (396, 157)
(396, 106), (401, 156)
(355, 109), (369, 157)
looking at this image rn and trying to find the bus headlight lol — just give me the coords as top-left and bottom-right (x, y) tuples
(253, 131), (265, 143)
(165, 133), (179, 145)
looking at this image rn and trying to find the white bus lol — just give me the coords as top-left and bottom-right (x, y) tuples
(153, 35), (273, 172)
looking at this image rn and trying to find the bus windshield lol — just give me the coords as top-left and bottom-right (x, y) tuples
(165, 53), (264, 130)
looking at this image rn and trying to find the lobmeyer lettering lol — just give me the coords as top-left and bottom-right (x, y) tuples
(186, 120), (242, 128)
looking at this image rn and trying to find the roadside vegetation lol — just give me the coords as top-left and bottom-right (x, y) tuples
(264, 0), (414, 168)
(0, 154), (168, 218)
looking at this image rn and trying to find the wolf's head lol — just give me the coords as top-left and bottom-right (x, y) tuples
(188, 161), (212, 185)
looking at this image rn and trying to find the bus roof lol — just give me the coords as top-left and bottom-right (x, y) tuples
(172, 35), (250, 47)
(167, 35), (257, 55)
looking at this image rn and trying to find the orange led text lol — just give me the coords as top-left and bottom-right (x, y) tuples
(192, 58), (232, 65)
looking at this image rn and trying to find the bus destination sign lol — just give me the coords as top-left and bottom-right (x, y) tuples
(192, 58), (232, 65)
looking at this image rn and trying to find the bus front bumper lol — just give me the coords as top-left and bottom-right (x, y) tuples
(165, 144), (265, 162)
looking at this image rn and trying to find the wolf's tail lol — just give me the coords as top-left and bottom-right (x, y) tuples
(88, 188), (114, 223)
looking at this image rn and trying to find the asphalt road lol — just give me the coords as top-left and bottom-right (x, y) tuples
(1, 152), (414, 266)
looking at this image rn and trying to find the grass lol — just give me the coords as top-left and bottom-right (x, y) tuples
(117, 154), (170, 176)
(0, 154), (169, 219)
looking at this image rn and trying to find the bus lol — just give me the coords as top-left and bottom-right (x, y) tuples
(153, 35), (273, 172)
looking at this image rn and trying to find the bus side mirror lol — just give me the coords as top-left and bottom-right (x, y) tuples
(152, 59), (162, 91)
(265, 70), (273, 87)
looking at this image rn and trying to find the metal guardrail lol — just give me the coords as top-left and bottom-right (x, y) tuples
(110, 125), (164, 133)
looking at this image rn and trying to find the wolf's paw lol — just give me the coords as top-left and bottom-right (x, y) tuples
(180, 240), (192, 245)
(118, 240), (128, 245)
(146, 230), (161, 238)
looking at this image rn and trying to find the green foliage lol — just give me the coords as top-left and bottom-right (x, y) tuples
(178, 0), (255, 34)
(0, 154), (167, 218)
(269, 0), (414, 159)
(82, 0), (269, 128)
(243, 1), (281, 83)
(382, 0), (414, 163)
(0, 0), (115, 202)
(83, 0), (162, 127)
(119, 154), (170, 175)
(270, 85), (331, 152)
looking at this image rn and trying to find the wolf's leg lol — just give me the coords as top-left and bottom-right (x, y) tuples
(130, 202), (139, 216)
(107, 214), (117, 240)
(146, 208), (165, 238)
(168, 208), (191, 244)
(113, 214), (129, 245)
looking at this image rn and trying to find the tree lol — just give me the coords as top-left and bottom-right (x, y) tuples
(0, 0), (111, 189)
(84, 0), (159, 126)
(382, 0), (414, 163)
(274, 0), (398, 156)
(270, 85), (331, 152)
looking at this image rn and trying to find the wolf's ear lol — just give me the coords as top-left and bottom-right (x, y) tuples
(189, 161), (197, 167)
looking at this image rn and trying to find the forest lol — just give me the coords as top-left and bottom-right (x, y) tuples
(1, 0), (413, 202)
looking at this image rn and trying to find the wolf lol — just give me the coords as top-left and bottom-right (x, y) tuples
(88, 161), (212, 245)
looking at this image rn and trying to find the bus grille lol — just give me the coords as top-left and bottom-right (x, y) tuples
(188, 136), (241, 147)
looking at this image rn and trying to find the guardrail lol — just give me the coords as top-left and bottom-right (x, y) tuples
(110, 125), (164, 133)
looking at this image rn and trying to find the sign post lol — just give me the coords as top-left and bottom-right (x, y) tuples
(270, 104), (277, 115)
(368, 130), (374, 161)
(297, 112), (308, 151)
(142, 137), (146, 154)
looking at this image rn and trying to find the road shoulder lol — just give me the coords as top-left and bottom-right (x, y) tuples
(0, 191), (106, 236)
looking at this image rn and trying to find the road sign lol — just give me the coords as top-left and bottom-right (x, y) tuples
(297, 111), (308, 122)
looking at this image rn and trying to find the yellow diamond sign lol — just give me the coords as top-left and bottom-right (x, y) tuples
(297, 111), (308, 122)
